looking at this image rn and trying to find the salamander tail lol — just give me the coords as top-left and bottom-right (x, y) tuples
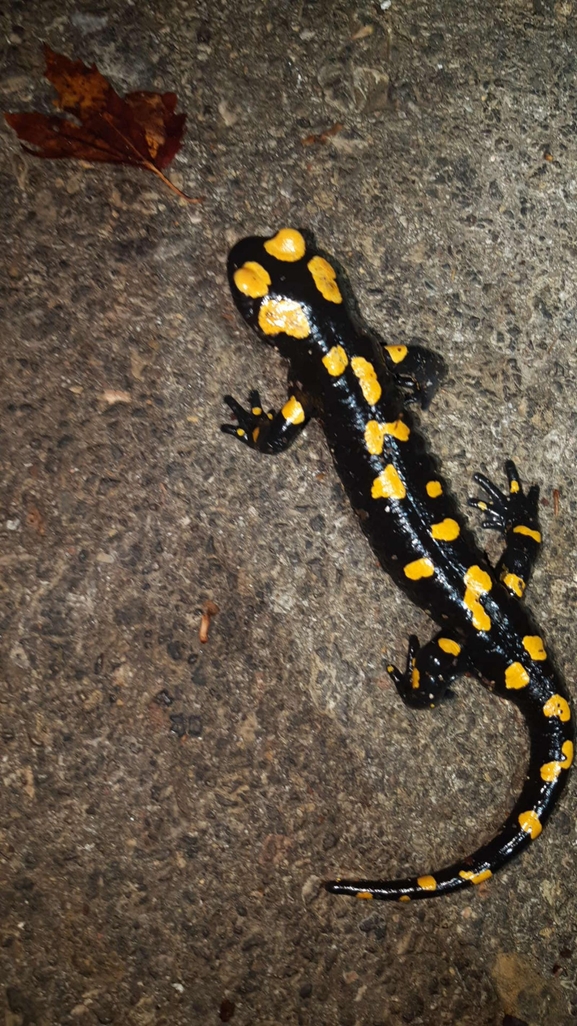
(325, 686), (573, 902)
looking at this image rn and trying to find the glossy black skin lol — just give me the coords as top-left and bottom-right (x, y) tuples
(222, 230), (573, 901)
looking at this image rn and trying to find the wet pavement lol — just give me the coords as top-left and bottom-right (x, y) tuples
(2, 1), (577, 1023)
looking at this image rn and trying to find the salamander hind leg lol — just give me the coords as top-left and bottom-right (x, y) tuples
(222, 388), (311, 455)
(387, 632), (464, 709)
(468, 459), (541, 598)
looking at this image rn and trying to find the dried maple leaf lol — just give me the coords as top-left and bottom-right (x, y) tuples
(4, 45), (199, 202)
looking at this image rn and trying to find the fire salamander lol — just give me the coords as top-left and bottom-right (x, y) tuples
(222, 227), (573, 902)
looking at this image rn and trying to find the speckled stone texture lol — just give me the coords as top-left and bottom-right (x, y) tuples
(1, 1), (577, 1024)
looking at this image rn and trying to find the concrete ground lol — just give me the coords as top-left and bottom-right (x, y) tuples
(2, 1), (577, 1024)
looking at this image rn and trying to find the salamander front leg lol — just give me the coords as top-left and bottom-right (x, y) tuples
(387, 632), (464, 709)
(222, 389), (312, 455)
(468, 460), (541, 599)
(382, 342), (447, 409)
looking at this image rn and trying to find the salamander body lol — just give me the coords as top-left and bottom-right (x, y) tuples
(222, 227), (573, 901)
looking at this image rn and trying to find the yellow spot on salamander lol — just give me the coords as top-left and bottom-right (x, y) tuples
(540, 741), (574, 782)
(236, 428), (246, 437)
(264, 228), (306, 262)
(322, 345), (349, 376)
(505, 662), (529, 690)
(365, 421), (386, 455)
(438, 638), (461, 657)
(398, 894), (411, 902)
(430, 518), (460, 541)
(356, 891), (374, 900)
(502, 572), (526, 597)
(522, 635), (547, 661)
(426, 480), (443, 498)
(251, 406), (263, 416)
(385, 344), (408, 364)
(513, 525), (542, 543)
(233, 261), (271, 298)
(458, 868), (492, 884)
(307, 255), (343, 304)
(543, 694), (571, 722)
(518, 809), (542, 839)
(510, 479), (520, 494)
(417, 875), (437, 891)
(411, 666), (420, 690)
(463, 566), (492, 632)
(259, 298), (311, 338)
(371, 465), (406, 501)
(351, 357), (382, 406)
(364, 419), (410, 454)
(252, 427), (260, 443)
(404, 557), (435, 580)
(540, 762), (561, 783)
(386, 420), (411, 441)
(281, 396), (306, 425)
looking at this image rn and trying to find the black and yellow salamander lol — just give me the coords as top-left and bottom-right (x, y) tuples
(221, 227), (573, 902)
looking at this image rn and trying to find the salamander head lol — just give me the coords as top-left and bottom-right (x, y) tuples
(227, 228), (353, 357)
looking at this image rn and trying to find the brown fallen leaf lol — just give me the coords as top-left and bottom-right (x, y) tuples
(4, 45), (200, 202)
(199, 600), (220, 644)
(301, 122), (343, 147)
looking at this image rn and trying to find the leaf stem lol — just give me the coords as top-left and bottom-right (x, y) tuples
(101, 113), (203, 203)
